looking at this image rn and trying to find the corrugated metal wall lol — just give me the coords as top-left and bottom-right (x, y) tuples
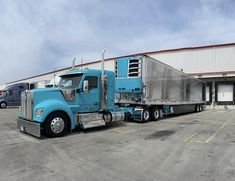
(149, 45), (235, 74)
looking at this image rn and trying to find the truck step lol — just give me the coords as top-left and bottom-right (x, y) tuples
(78, 113), (106, 129)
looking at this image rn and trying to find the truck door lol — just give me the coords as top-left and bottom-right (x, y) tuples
(15, 84), (26, 106)
(12, 87), (19, 106)
(5, 89), (14, 106)
(77, 76), (100, 113)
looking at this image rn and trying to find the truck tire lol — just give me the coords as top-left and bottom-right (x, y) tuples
(152, 107), (160, 121)
(103, 112), (112, 125)
(195, 105), (200, 112)
(44, 112), (69, 138)
(200, 105), (204, 111)
(0, 102), (7, 109)
(199, 105), (202, 112)
(170, 106), (174, 114)
(142, 107), (151, 122)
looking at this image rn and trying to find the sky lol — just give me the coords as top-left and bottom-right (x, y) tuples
(0, 0), (235, 84)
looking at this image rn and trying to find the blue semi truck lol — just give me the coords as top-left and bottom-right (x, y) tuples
(17, 53), (205, 137)
(0, 83), (35, 108)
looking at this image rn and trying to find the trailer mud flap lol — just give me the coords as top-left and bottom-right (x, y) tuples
(133, 108), (143, 121)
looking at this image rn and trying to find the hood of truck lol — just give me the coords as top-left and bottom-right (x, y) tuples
(32, 88), (60, 94)
(27, 88), (76, 128)
(32, 88), (78, 109)
(32, 88), (68, 102)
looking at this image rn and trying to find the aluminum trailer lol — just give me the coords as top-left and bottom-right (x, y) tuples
(115, 55), (206, 122)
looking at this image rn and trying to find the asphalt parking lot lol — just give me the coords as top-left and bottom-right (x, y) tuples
(0, 108), (234, 181)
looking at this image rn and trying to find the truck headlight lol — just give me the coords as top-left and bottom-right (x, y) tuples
(36, 108), (44, 117)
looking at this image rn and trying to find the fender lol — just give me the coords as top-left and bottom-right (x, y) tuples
(33, 100), (76, 129)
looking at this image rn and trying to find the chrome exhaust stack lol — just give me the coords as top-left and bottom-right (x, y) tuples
(101, 49), (107, 111)
(72, 57), (76, 69)
(101, 49), (105, 76)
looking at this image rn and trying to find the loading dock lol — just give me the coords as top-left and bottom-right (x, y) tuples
(217, 84), (233, 103)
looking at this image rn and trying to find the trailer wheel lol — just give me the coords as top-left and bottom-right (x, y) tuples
(170, 106), (174, 114)
(44, 112), (69, 138)
(200, 105), (204, 111)
(142, 107), (151, 122)
(0, 102), (7, 109)
(199, 105), (202, 112)
(195, 105), (200, 112)
(152, 107), (160, 121)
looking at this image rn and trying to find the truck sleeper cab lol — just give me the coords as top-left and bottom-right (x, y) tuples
(0, 83), (30, 108)
(17, 68), (126, 138)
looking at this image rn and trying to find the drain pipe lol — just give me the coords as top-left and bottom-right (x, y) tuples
(101, 49), (106, 111)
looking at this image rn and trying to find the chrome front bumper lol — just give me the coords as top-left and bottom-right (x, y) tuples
(17, 118), (41, 137)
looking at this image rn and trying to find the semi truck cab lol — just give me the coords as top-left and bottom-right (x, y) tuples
(0, 83), (30, 108)
(17, 68), (126, 137)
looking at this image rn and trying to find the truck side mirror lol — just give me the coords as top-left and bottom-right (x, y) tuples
(83, 80), (89, 93)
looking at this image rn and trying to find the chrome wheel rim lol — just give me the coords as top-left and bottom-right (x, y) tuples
(143, 110), (150, 120)
(50, 117), (65, 133)
(154, 110), (159, 119)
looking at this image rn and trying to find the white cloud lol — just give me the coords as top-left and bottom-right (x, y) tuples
(0, 0), (235, 85)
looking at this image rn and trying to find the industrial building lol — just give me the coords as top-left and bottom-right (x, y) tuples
(2, 42), (235, 109)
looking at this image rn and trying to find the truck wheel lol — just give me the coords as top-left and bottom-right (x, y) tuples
(103, 112), (112, 125)
(200, 105), (204, 111)
(0, 102), (7, 109)
(199, 105), (202, 112)
(44, 112), (69, 138)
(142, 107), (151, 122)
(170, 106), (174, 114)
(195, 105), (200, 112)
(152, 107), (160, 121)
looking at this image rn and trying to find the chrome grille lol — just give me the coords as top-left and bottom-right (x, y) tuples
(21, 92), (27, 118)
(21, 90), (33, 120)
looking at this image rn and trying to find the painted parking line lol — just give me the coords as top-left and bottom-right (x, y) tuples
(184, 118), (233, 144)
(203, 118), (233, 143)
(184, 130), (202, 142)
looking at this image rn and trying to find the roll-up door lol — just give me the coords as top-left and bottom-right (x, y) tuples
(217, 84), (233, 102)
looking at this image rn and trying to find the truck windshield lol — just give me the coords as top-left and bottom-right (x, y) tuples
(59, 74), (83, 89)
